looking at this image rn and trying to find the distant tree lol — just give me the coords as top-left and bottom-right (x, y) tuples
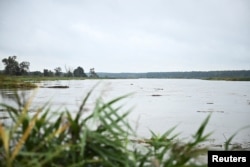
(30, 71), (43, 76)
(19, 61), (30, 75)
(1, 56), (31, 75)
(43, 69), (54, 77)
(64, 65), (73, 77)
(2, 56), (20, 75)
(65, 70), (73, 77)
(44, 69), (49, 76)
(54, 67), (62, 76)
(89, 68), (99, 78)
(73, 66), (87, 77)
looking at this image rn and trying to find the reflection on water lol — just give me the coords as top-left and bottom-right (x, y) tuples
(0, 91), (17, 99)
(0, 89), (32, 107)
(1, 79), (250, 148)
(0, 89), (34, 123)
(0, 89), (33, 100)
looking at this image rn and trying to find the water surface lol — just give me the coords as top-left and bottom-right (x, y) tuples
(1, 79), (250, 148)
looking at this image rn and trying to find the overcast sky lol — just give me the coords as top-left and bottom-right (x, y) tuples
(0, 0), (249, 73)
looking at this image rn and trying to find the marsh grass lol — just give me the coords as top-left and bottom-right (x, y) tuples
(0, 88), (239, 167)
(0, 75), (37, 89)
(0, 75), (97, 89)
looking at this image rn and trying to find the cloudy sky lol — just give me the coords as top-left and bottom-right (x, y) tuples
(0, 0), (249, 72)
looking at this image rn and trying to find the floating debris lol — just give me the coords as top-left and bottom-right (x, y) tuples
(0, 109), (7, 112)
(0, 116), (9, 119)
(151, 94), (162, 97)
(210, 144), (223, 148)
(197, 110), (224, 113)
(40, 86), (69, 88)
(154, 88), (164, 90)
(225, 143), (243, 150)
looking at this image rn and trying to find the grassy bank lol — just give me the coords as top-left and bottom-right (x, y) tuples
(0, 88), (241, 167)
(0, 75), (88, 89)
(0, 76), (37, 89)
(1, 75), (250, 90)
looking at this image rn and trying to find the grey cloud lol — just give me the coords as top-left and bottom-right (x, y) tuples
(0, 0), (249, 72)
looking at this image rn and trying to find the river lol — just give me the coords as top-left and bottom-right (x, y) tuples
(1, 79), (250, 149)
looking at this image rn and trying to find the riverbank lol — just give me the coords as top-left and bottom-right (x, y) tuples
(0, 75), (37, 89)
(0, 75), (87, 89)
(1, 74), (250, 90)
(205, 77), (250, 81)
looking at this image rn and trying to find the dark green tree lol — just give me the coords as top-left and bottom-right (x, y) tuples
(2, 56), (30, 75)
(64, 65), (73, 77)
(43, 69), (54, 77)
(54, 67), (62, 76)
(65, 70), (73, 77)
(30, 71), (43, 76)
(19, 61), (30, 75)
(73, 66), (87, 77)
(89, 68), (99, 78)
(2, 56), (20, 75)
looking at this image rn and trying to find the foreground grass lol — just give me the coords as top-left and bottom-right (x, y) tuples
(0, 89), (239, 167)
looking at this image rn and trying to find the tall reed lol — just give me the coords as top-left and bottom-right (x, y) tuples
(0, 88), (233, 167)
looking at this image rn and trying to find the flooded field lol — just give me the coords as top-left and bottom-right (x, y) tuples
(1, 79), (250, 149)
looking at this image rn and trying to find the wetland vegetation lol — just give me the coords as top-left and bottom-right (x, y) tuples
(1, 56), (250, 84)
(0, 88), (240, 167)
(1, 55), (249, 166)
(0, 76), (37, 89)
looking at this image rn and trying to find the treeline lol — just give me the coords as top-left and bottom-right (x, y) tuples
(146, 71), (250, 79)
(2, 56), (250, 79)
(97, 72), (147, 79)
(1, 56), (98, 78)
(97, 71), (250, 79)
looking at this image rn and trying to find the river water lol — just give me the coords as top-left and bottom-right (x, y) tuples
(1, 79), (250, 149)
